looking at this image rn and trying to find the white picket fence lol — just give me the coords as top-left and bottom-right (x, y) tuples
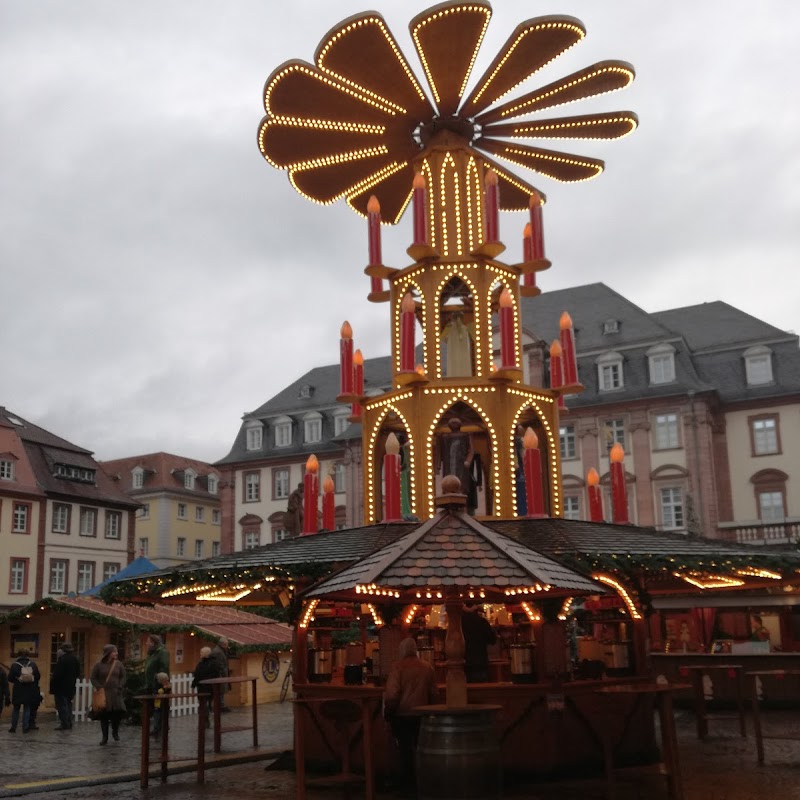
(72, 671), (199, 723)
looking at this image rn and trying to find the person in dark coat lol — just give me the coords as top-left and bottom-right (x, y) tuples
(51, 643), (81, 730)
(0, 664), (11, 718)
(208, 637), (231, 711)
(461, 604), (497, 683)
(145, 634), (170, 693)
(8, 650), (41, 733)
(191, 646), (224, 727)
(90, 644), (127, 745)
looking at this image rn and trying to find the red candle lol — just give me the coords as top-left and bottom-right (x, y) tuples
(550, 339), (567, 411)
(351, 349), (364, 418)
(523, 428), (545, 517)
(383, 433), (402, 522)
(367, 195), (383, 295)
(609, 443), (629, 524)
(302, 455), (319, 535)
(484, 169), (499, 243)
(559, 312), (578, 386)
(499, 288), (516, 369)
(522, 222), (536, 288)
(529, 191), (545, 260)
(412, 172), (427, 246)
(340, 321), (353, 395)
(587, 468), (604, 522)
(400, 292), (416, 371)
(322, 475), (335, 531)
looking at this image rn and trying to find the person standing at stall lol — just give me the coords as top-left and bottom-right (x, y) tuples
(208, 637), (231, 711)
(145, 634), (170, 692)
(51, 642), (81, 730)
(8, 649), (41, 733)
(383, 638), (438, 791)
(461, 603), (497, 683)
(90, 644), (126, 745)
(191, 647), (223, 727)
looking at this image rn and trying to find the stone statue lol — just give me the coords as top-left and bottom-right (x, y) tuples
(283, 482), (304, 536)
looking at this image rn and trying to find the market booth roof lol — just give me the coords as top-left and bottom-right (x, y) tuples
(304, 509), (600, 604)
(98, 517), (800, 608)
(1, 596), (293, 651)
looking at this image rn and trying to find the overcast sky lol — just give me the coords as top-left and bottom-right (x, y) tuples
(2, 1), (798, 464)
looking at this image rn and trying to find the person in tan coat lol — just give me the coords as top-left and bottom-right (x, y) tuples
(383, 638), (438, 790)
(90, 644), (127, 745)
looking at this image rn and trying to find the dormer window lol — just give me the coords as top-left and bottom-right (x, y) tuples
(304, 411), (322, 444)
(298, 383), (314, 399)
(245, 421), (263, 451)
(54, 463), (96, 483)
(184, 469), (196, 490)
(603, 319), (620, 335)
(744, 345), (773, 385)
(334, 409), (351, 437)
(0, 456), (16, 481)
(596, 352), (624, 391)
(647, 343), (676, 385)
(132, 467), (144, 489)
(274, 416), (293, 448)
(207, 474), (219, 495)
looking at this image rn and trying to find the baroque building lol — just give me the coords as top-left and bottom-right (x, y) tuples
(100, 452), (222, 568)
(217, 282), (799, 552)
(0, 408), (138, 611)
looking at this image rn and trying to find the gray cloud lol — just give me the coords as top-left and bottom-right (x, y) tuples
(2, 1), (798, 462)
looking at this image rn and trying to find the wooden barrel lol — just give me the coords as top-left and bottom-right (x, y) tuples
(416, 706), (502, 800)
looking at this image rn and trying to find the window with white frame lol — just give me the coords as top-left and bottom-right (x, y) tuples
(647, 344), (676, 385)
(274, 417), (292, 447)
(751, 416), (779, 456)
(273, 528), (289, 543)
(138, 503), (150, 520)
(744, 345), (773, 385)
(52, 503), (71, 534)
(103, 562), (120, 582)
(0, 459), (14, 480)
(184, 469), (196, 490)
(79, 507), (97, 537)
(207, 474), (219, 495)
(274, 468), (290, 500)
(194, 540), (204, 559)
(177, 502), (188, 520)
(597, 352), (624, 391)
(10, 559), (28, 594)
(334, 463), (346, 494)
(105, 511), (121, 539)
(758, 491), (784, 521)
(603, 418), (626, 452)
(334, 412), (350, 437)
(212, 541), (221, 557)
(559, 425), (576, 460)
(660, 487), (684, 530)
(244, 472), (260, 502)
(563, 496), (581, 520)
(132, 467), (144, 489)
(654, 413), (680, 449)
(246, 423), (263, 451)
(603, 319), (619, 335)
(244, 530), (260, 550)
(177, 537), (186, 557)
(49, 560), (68, 594)
(212, 509), (221, 525)
(195, 506), (205, 523)
(12, 502), (30, 533)
(77, 561), (95, 593)
(304, 412), (322, 444)
(139, 537), (149, 556)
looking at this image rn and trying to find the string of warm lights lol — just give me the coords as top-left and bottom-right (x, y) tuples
(404, 604), (419, 625)
(505, 584), (552, 596)
(494, 145), (603, 183)
(366, 603), (384, 626)
(675, 572), (745, 590)
(299, 599), (320, 629)
(520, 601), (541, 622)
(557, 597), (575, 621)
(160, 584), (214, 599)
(365, 402), (414, 521)
(492, 114), (637, 140)
(592, 573), (642, 620)
(355, 583), (401, 598)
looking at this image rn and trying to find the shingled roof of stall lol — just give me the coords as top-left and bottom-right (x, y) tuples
(101, 513), (800, 606)
(303, 510), (601, 603)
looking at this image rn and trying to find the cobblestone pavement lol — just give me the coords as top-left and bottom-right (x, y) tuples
(3, 704), (800, 799)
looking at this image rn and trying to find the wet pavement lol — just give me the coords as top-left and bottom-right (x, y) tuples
(2, 703), (800, 798)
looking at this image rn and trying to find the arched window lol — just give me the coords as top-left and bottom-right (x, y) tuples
(647, 343), (676, 385)
(751, 469), (788, 522)
(304, 411), (322, 444)
(744, 345), (773, 386)
(596, 351), (624, 391)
